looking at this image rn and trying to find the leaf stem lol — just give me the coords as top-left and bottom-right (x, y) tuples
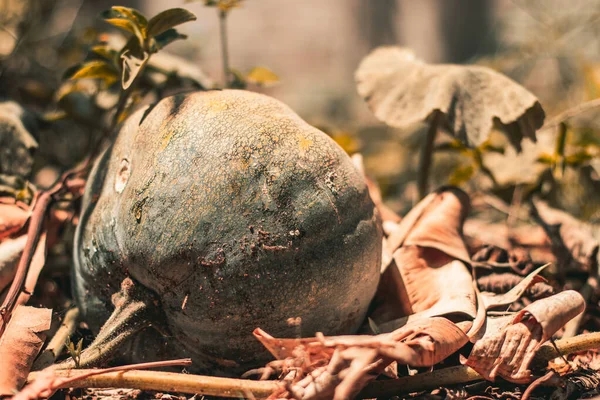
(219, 9), (230, 88)
(417, 111), (441, 199)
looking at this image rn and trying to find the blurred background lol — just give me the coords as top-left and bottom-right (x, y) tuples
(1, 0), (600, 217)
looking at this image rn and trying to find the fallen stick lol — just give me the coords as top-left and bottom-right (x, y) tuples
(26, 331), (600, 399)
(27, 369), (284, 398)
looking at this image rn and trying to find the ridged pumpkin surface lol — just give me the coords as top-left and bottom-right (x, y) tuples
(73, 89), (381, 374)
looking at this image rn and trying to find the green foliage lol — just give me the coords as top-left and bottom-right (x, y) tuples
(61, 6), (197, 129)
(229, 66), (280, 89)
(201, 0), (244, 13)
(68, 6), (196, 91)
(65, 336), (83, 368)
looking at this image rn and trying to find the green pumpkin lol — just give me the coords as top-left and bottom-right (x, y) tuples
(73, 89), (382, 375)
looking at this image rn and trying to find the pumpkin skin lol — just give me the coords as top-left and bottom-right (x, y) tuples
(72, 90), (382, 375)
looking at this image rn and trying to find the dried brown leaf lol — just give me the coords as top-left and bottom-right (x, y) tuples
(257, 317), (469, 400)
(0, 305), (51, 395)
(355, 47), (545, 149)
(464, 290), (585, 383)
(385, 187), (470, 263)
(371, 187), (475, 330)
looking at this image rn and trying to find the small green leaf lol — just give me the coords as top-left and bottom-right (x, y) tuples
(112, 6), (148, 30)
(69, 60), (119, 86)
(565, 150), (593, 166)
(448, 163), (475, 186)
(101, 7), (147, 45)
(536, 153), (556, 165)
(229, 68), (247, 89)
(203, 0), (243, 12)
(90, 45), (118, 62)
(152, 29), (187, 51)
(147, 8), (197, 37)
(246, 66), (280, 87)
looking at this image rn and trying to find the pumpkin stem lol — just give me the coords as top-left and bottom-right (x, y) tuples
(56, 278), (158, 370)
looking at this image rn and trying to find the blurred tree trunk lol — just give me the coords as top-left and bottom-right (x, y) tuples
(439, 0), (494, 63)
(360, 0), (398, 48)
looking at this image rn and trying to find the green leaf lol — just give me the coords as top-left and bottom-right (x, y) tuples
(565, 150), (593, 166)
(448, 163), (475, 186)
(69, 60), (119, 86)
(147, 8), (197, 37)
(536, 153), (555, 165)
(112, 6), (148, 29)
(152, 29), (187, 51)
(90, 45), (118, 62)
(246, 66), (279, 87)
(229, 68), (247, 89)
(101, 7), (147, 45)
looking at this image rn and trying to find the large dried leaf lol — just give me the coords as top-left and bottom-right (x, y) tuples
(370, 187), (475, 330)
(531, 198), (600, 273)
(0, 102), (38, 180)
(0, 305), (52, 395)
(256, 317), (469, 400)
(355, 47), (545, 149)
(464, 290), (585, 383)
(385, 187), (470, 262)
(376, 248), (476, 333)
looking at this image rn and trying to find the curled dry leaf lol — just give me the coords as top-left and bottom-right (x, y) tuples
(256, 317), (469, 400)
(0, 305), (52, 395)
(370, 187), (476, 330)
(463, 290), (585, 383)
(355, 47), (545, 149)
(531, 197), (599, 274)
